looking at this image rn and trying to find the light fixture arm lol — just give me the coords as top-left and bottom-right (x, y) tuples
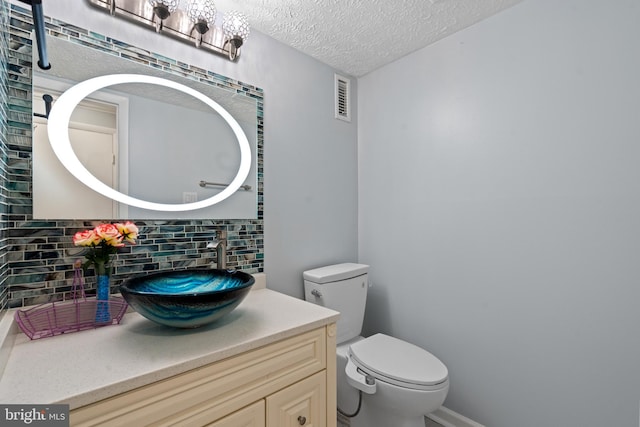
(87, 0), (245, 62)
(225, 37), (243, 61)
(192, 19), (210, 48)
(154, 16), (164, 32)
(152, 3), (171, 32)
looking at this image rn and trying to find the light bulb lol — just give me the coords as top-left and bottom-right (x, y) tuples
(222, 11), (250, 59)
(187, 0), (217, 31)
(223, 11), (250, 43)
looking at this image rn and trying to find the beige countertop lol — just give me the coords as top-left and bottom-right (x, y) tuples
(0, 284), (339, 409)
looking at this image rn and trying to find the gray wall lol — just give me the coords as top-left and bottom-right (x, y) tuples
(358, 0), (640, 426)
(19, 0), (359, 299)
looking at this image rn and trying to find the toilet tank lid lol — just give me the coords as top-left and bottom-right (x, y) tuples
(303, 263), (369, 283)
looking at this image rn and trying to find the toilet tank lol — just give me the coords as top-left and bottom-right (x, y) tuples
(303, 263), (369, 344)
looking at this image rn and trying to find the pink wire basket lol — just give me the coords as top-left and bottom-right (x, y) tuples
(14, 261), (128, 340)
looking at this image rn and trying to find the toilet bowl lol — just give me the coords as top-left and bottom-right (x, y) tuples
(345, 333), (449, 427)
(303, 263), (449, 427)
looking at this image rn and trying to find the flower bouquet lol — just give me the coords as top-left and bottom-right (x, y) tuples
(73, 222), (139, 322)
(73, 222), (139, 274)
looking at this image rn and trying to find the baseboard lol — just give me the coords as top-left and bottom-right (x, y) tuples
(426, 406), (485, 427)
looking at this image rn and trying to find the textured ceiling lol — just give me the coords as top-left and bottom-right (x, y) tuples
(212, 0), (524, 77)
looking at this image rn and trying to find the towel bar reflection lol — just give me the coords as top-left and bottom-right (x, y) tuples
(199, 180), (252, 191)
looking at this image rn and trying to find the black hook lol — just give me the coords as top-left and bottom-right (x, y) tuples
(33, 94), (53, 119)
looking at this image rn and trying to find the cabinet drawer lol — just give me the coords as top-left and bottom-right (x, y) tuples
(266, 371), (326, 427)
(206, 401), (265, 427)
(71, 327), (326, 426)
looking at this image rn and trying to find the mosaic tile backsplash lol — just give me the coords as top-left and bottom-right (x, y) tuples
(1, 0), (10, 311)
(1, 4), (264, 310)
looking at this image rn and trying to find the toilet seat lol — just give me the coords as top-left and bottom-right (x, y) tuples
(348, 333), (448, 391)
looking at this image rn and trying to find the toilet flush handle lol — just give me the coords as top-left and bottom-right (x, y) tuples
(311, 289), (322, 298)
(345, 358), (376, 394)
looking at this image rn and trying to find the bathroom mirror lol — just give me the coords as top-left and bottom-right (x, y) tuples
(32, 34), (261, 220)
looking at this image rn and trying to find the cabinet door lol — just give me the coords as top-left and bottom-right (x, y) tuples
(266, 371), (326, 427)
(207, 400), (265, 427)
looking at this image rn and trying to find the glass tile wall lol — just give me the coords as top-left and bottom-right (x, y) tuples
(0, 0), (10, 310)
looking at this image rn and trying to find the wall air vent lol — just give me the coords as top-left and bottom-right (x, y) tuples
(335, 74), (351, 122)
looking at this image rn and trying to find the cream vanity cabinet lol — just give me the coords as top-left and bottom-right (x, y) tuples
(70, 325), (336, 427)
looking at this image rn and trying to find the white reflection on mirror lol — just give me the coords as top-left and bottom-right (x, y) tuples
(47, 74), (251, 212)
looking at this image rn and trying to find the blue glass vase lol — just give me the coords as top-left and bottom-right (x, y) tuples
(95, 262), (112, 323)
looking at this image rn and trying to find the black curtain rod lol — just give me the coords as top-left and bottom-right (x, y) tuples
(18, 0), (51, 70)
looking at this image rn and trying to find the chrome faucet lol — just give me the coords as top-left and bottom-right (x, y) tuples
(206, 230), (227, 270)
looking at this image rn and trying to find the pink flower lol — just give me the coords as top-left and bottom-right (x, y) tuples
(73, 222), (139, 272)
(94, 223), (124, 247)
(115, 221), (139, 244)
(73, 229), (100, 247)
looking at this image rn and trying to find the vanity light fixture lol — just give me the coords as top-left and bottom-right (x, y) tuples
(87, 0), (250, 61)
(148, 0), (178, 31)
(186, 0), (216, 47)
(222, 10), (250, 60)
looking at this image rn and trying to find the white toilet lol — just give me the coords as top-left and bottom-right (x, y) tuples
(303, 263), (449, 427)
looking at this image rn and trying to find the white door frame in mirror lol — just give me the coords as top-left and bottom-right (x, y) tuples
(47, 74), (252, 212)
(34, 75), (131, 218)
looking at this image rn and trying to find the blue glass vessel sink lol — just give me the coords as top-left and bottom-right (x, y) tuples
(119, 269), (255, 328)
